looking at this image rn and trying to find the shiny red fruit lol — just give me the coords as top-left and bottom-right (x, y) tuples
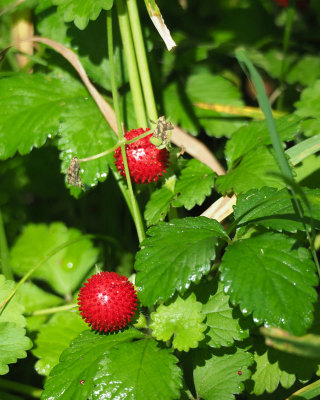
(78, 272), (138, 332)
(114, 128), (169, 184)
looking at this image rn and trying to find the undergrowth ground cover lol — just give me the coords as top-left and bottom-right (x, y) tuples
(0, 0), (320, 399)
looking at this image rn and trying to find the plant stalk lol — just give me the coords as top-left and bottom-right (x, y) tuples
(31, 303), (78, 316)
(277, 0), (295, 110)
(107, 9), (146, 243)
(116, 0), (148, 128)
(127, 0), (158, 122)
(0, 378), (42, 399)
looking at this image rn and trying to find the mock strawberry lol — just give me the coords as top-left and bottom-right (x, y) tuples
(77, 271), (138, 332)
(114, 128), (169, 184)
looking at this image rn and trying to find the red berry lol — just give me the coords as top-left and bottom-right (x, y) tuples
(77, 271), (138, 332)
(114, 128), (169, 184)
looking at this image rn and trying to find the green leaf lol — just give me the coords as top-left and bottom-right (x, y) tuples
(144, 186), (175, 227)
(220, 232), (318, 335)
(0, 322), (32, 375)
(58, 97), (117, 191)
(225, 115), (302, 169)
(295, 80), (320, 137)
(249, 337), (317, 395)
(286, 55), (320, 87)
(135, 217), (229, 306)
(150, 294), (206, 351)
(173, 159), (215, 210)
(52, 0), (113, 30)
(92, 339), (182, 400)
(198, 278), (249, 348)
(186, 72), (245, 138)
(234, 187), (320, 233)
(247, 49), (320, 87)
(186, 72), (243, 107)
(194, 347), (254, 400)
(33, 311), (87, 376)
(216, 146), (284, 195)
(10, 223), (98, 296)
(19, 282), (63, 314)
(36, 5), (125, 92)
(42, 329), (143, 400)
(0, 275), (26, 328)
(0, 74), (84, 160)
(163, 82), (199, 136)
(19, 281), (63, 331)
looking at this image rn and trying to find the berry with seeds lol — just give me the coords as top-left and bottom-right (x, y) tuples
(114, 128), (170, 184)
(78, 271), (138, 332)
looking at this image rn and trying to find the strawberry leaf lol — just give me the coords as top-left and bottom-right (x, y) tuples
(92, 339), (182, 400)
(225, 115), (302, 169)
(234, 187), (320, 233)
(42, 329), (143, 400)
(33, 311), (87, 376)
(163, 82), (199, 135)
(58, 97), (117, 193)
(197, 278), (249, 348)
(220, 232), (318, 335)
(295, 79), (320, 137)
(10, 223), (98, 296)
(19, 282), (63, 331)
(0, 275), (26, 328)
(194, 347), (254, 400)
(216, 146), (284, 195)
(0, 322), (32, 375)
(173, 159), (215, 210)
(186, 72), (245, 138)
(150, 294), (206, 351)
(249, 338), (317, 395)
(36, 4), (125, 92)
(135, 217), (229, 306)
(52, 0), (113, 30)
(0, 74), (85, 160)
(144, 186), (175, 227)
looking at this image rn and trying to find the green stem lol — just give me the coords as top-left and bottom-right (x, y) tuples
(236, 49), (293, 181)
(0, 209), (13, 280)
(79, 130), (153, 163)
(277, 1), (295, 110)
(107, 9), (146, 243)
(31, 303), (78, 316)
(127, 0), (158, 122)
(116, 0), (148, 127)
(0, 236), (92, 314)
(0, 378), (42, 399)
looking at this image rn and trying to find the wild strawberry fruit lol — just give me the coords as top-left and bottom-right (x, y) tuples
(77, 271), (138, 332)
(114, 128), (169, 184)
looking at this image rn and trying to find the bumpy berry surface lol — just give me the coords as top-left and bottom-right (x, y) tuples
(77, 271), (138, 332)
(114, 128), (169, 184)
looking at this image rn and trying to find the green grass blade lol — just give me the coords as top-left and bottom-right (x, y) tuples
(235, 49), (294, 181)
